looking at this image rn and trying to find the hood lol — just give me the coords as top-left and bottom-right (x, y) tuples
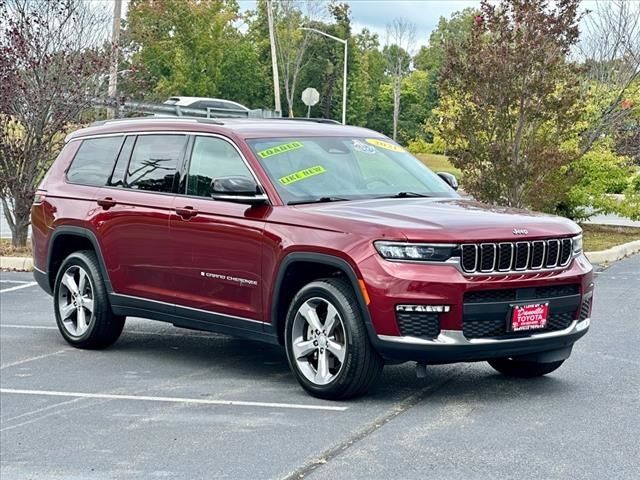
(297, 197), (580, 242)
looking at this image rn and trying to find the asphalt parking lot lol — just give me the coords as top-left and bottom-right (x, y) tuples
(1, 256), (639, 480)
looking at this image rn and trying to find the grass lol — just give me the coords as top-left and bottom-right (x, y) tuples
(581, 224), (640, 252)
(415, 153), (463, 179)
(0, 238), (32, 257)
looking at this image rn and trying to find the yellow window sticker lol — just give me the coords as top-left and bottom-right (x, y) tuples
(257, 141), (304, 159)
(279, 165), (327, 185)
(365, 138), (405, 153)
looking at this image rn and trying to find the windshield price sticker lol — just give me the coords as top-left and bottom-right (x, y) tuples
(257, 141), (304, 159)
(279, 165), (327, 185)
(365, 138), (405, 153)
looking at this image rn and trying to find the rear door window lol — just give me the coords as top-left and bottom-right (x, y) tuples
(126, 135), (187, 193)
(67, 136), (124, 186)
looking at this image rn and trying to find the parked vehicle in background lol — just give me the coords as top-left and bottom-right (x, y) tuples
(164, 97), (250, 112)
(31, 117), (594, 400)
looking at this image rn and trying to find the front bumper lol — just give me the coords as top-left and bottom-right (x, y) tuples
(359, 253), (594, 363)
(372, 317), (589, 364)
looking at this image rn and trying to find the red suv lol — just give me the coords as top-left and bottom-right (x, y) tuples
(31, 118), (593, 399)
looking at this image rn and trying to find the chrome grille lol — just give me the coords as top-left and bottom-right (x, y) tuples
(459, 238), (573, 274)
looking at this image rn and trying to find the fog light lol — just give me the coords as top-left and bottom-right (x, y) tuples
(396, 304), (451, 313)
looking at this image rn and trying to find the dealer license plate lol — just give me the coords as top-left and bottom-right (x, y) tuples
(510, 303), (549, 332)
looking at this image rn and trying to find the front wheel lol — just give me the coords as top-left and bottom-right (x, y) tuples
(488, 358), (565, 378)
(284, 278), (383, 400)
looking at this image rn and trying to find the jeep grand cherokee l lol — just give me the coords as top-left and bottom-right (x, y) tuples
(31, 118), (594, 399)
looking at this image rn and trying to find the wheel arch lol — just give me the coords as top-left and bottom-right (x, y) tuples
(270, 252), (375, 345)
(47, 226), (113, 294)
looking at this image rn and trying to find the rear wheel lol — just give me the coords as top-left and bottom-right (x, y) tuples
(54, 251), (125, 349)
(488, 358), (565, 378)
(284, 278), (383, 400)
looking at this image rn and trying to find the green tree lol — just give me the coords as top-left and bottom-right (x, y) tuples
(414, 8), (477, 73)
(123, 0), (268, 107)
(347, 29), (385, 126)
(437, 0), (584, 210)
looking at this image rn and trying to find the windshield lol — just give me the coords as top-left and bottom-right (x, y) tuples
(247, 137), (458, 204)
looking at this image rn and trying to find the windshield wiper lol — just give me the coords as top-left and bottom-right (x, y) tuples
(378, 191), (434, 199)
(288, 196), (351, 205)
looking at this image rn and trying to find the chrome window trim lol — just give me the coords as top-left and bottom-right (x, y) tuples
(67, 130), (272, 205)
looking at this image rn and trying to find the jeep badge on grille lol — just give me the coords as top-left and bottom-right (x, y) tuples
(513, 228), (529, 235)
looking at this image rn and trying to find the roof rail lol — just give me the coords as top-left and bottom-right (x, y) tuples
(90, 117), (224, 127)
(272, 117), (341, 125)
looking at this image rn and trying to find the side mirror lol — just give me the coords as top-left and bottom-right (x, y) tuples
(211, 176), (268, 205)
(437, 171), (458, 191)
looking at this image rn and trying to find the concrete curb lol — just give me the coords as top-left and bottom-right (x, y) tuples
(2, 240), (640, 273)
(0, 256), (33, 272)
(585, 239), (640, 265)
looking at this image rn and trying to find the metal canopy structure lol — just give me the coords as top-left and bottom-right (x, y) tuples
(92, 98), (283, 120)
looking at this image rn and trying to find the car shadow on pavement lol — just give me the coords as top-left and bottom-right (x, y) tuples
(103, 326), (577, 405)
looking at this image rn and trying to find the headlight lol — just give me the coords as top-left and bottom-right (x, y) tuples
(572, 234), (583, 256)
(374, 241), (458, 262)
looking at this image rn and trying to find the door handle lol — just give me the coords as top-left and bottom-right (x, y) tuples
(175, 206), (198, 219)
(97, 197), (116, 209)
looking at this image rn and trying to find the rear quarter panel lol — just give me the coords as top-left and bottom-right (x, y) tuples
(32, 141), (101, 272)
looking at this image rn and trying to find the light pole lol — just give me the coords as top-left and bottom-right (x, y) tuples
(266, 0), (281, 115)
(300, 26), (348, 125)
(108, 0), (122, 119)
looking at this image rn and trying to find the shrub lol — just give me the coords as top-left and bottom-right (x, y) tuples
(407, 138), (431, 154)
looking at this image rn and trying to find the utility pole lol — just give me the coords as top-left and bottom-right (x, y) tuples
(266, 0), (281, 116)
(108, 0), (122, 119)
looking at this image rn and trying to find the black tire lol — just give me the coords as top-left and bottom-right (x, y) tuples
(488, 358), (565, 378)
(53, 250), (125, 349)
(284, 277), (383, 400)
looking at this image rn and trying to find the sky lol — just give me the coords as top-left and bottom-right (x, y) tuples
(118, 0), (606, 49)
(235, 0), (480, 46)
(235, 0), (603, 48)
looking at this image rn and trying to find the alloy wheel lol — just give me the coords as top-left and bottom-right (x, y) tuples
(57, 265), (94, 337)
(291, 297), (346, 386)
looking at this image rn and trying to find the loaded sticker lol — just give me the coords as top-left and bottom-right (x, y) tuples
(257, 141), (304, 159)
(279, 165), (327, 185)
(365, 138), (405, 153)
(352, 139), (377, 154)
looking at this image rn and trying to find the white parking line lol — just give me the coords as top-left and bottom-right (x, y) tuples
(1, 324), (57, 330)
(0, 388), (348, 412)
(0, 282), (37, 293)
(0, 350), (70, 370)
(0, 280), (32, 284)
